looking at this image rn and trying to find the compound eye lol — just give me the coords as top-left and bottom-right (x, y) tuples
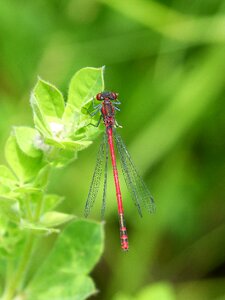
(96, 93), (102, 101)
(111, 92), (118, 100)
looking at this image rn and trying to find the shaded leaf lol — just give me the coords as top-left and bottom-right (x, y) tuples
(26, 220), (104, 300)
(43, 194), (64, 212)
(50, 149), (78, 168)
(34, 165), (51, 189)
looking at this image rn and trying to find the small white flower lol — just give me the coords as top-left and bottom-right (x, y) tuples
(33, 133), (51, 152)
(49, 122), (66, 139)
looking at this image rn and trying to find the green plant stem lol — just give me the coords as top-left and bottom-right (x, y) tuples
(2, 234), (35, 300)
(2, 196), (44, 300)
(24, 195), (32, 220)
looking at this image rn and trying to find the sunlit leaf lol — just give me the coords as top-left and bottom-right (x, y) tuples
(13, 126), (42, 158)
(33, 78), (65, 119)
(5, 135), (44, 183)
(30, 93), (52, 137)
(60, 139), (92, 151)
(0, 196), (20, 223)
(43, 137), (65, 149)
(0, 165), (17, 188)
(20, 220), (59, 234)
(40, 211), (75, 228)
(13, 185), (41, 194)
(63, 66), (105, 124)
(44, 137), (92, 151)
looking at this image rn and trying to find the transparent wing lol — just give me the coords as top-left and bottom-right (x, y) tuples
(101, 134), (108, 219)
(84, 133), (108, 217)
(114, 129), (156, 217)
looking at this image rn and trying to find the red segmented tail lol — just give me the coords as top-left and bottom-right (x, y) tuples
(107, 127), (129, 251)
(119, 213), (129, 251)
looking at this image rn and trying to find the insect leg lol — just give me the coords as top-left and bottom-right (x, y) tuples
(87, 115), (102, 127)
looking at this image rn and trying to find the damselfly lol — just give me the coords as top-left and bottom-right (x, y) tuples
(84, 91), (155, 251)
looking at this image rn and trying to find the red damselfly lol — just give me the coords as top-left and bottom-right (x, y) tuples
(84, 91), (155, 251)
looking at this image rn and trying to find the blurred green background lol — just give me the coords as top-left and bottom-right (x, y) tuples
(0, 0), (225, 299)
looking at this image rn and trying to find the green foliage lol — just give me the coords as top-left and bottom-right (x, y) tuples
(26, 220), (104, 300)
(29, 67), (104, 167)
(5, 134), (44, 183)
(0, 1), (225, 300)
(34, 78), (65, 119)
(0, 165), (17, 192)
(0, 67), (105, 300)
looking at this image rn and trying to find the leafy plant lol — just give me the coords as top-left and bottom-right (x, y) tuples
(0, 67), (105, 300)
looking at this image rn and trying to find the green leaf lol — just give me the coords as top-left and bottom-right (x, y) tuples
(43, 137), (65, 149)
(20, 220), (59, 234)
(26, 220), (104, 300)
(0, 184), (11, 195)
(19, 205), (73, 233)
(5, 134), (44, 183)
(0, 218), (24, 259)
(50, 149), (78, 168)
(0, 165), (17, 188)
(43, 194), (64, 212)
(63, 67), (105, 123)
(73, 124), (104, 144)
(0, 196), (20, 223)
(13, 185), (41, 194)
(34, 165), (51, 188)
(40, 211), (75, 227)
(14, 126), (42, 158)
(28, 274), (95, 300)
(44, 136), (92, 152)
(33, 78), (65, 119)
(30, 93), (52, 137)
(58, 139), (92, 151)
